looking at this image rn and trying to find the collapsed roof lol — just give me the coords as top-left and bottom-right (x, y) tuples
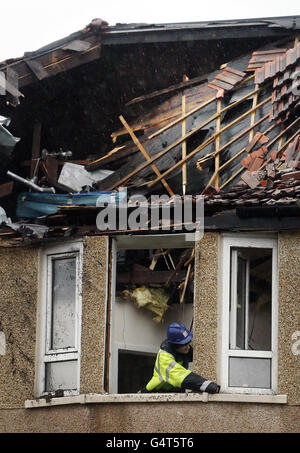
(0, 16), (299, 241)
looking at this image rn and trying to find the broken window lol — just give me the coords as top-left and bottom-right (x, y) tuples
(221, 236), (278, 394)
(108, 235), (194, 394)
(36, 241), (83, 397)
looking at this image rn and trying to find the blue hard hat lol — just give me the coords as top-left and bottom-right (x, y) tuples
(167, 322), (193, 345)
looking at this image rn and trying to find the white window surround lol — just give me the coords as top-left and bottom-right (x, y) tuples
(36, 240), (83, 398)
(220, 234), (278, 395)
(109, 235), (195, 394)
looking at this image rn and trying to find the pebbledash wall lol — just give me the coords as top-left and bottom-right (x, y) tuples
(0, 233), (299, 433)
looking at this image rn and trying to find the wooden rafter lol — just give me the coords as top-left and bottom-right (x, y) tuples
(147, 95), (272, 189)
(119, 115), (175, 196)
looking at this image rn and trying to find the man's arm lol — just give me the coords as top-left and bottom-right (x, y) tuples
(181, 371), (220, 393)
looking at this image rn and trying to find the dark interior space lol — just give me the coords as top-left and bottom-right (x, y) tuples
(118, 350), (156, 393)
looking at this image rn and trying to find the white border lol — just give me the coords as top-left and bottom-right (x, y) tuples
(220, 234), (278, 395)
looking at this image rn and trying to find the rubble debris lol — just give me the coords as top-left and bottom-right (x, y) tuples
(0, 24), (299, 237)
(0, 206), (49, 238)
(58, 162), (114, 193)
(16, 190), (126, 219)
(0, 116), (20, 158)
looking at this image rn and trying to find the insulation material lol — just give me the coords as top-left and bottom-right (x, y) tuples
(122, 286), (170, 323)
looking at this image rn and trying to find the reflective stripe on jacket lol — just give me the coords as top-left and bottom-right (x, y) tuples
(146, 348), (191, 392)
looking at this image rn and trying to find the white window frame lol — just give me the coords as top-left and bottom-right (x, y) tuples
(36, 241), (83, 397)
(220, 234), (278, 395)
(109, 234), (195, 394)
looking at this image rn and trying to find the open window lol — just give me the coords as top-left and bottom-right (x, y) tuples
(108, 234), (195, 394)
(221, 235), (278, 394)
(36, 241), (83, 397)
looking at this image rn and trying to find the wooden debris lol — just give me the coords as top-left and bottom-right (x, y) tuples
(119, 115), (175, 196)
(125, 73), (208, 106)
(181, 95), (187, 195)
(0, 181), (14, 198)
(165, 248), (192, 287)
(117, 263), (186, 284)
(30, 121), (42, 179)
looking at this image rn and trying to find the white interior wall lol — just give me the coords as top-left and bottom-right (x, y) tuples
(114, 295), (193, 350)
(110, 296), (193, 393)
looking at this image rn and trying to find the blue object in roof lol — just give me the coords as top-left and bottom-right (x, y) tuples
(16, 191), (127, 219)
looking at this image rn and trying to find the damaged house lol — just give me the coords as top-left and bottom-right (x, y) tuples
(0, 16), (299, 433)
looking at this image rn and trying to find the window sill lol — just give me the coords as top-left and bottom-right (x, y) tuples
(25, 392), (287, 409)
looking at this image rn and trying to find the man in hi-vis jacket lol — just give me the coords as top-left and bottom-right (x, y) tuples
(143, 322), (220, 394)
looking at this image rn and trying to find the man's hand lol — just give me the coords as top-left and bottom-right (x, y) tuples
(206, 382), (220, 394)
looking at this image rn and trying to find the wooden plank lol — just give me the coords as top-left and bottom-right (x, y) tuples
(215, 99), (222, 189)
(117, 265), (186, 284)
(179, 248), (194, 303)
(149, 249), (161, 270)
(181, 95), (187, 195)
(105, 85), (269, 192)
(0, 69), (23, 99)
(0, 181), (14, 198)
(30, 122), (42, 179)
(5, 38), (101, 88)
(45, 156), (58, 182)
(25, 59), (49, 80)
(147, 95), (272, 190)
(6, 67), (21, 105)
(125, 73), (208, 106)
(165, 249), (191, 287)
(148, 95), (217, 140)
(85, 145), (136, 171)
(119, 115), (175, 196)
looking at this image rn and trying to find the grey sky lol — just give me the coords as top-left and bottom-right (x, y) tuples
(0, 0), (299, 61)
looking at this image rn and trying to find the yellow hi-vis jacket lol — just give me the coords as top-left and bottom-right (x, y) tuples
(146, 346), (192, 392)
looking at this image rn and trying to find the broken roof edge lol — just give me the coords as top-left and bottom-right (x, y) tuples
(108, 15), (300, 31)
(1, 15), (300, 69)
(102, 15), (300, 45)
(0, 18), (109, 69)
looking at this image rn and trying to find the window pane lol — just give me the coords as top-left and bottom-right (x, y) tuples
(236, 256), (247, 349)
(230, 248), (272, 351)
(229, 357), (271, 388)
(45, 360), (77, 392)
(248, 250), (272, 350)
(51, 257), (76, 350)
